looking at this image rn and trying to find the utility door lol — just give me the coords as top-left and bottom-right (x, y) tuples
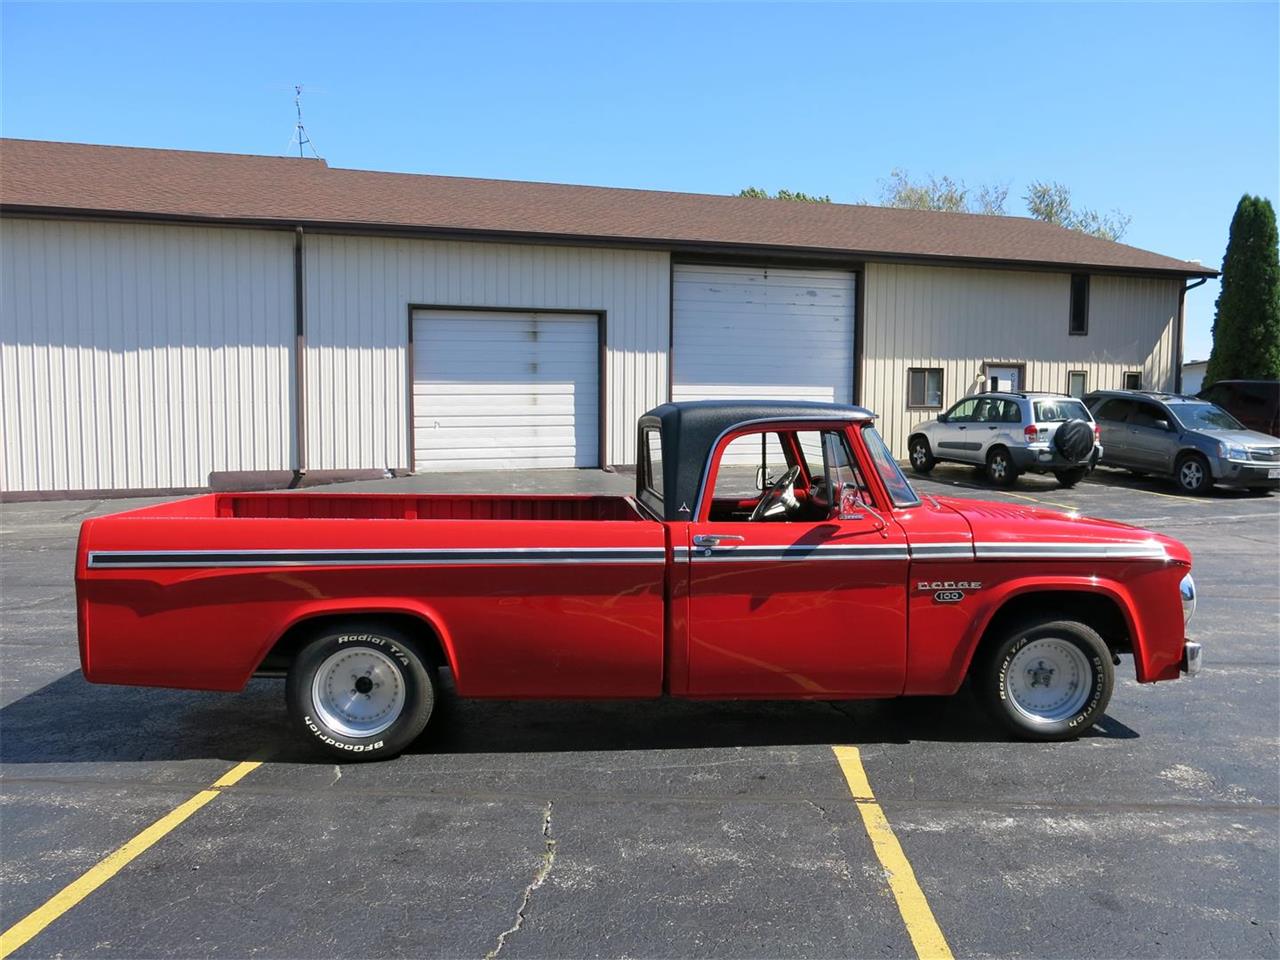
(984, 365), (1023, 393)
(683, 425), (909, 697)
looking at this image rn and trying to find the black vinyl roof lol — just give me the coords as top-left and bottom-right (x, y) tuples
(636, 400), (875, 521)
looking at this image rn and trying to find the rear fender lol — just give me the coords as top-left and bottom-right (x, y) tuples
(252, 598), (461, 686)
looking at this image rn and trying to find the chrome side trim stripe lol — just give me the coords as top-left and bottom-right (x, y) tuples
(87, 547), (668, 569)
(972, 541), (1168, 560)
(694, 544), (910, 562)
(908, 543), (974, 559)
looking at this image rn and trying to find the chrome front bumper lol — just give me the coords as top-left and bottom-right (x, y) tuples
(1181, 640), (1203, 677)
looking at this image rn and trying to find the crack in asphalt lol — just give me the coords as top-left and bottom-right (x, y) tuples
(804, 799), (854, 882)
(483, 800), (556, 960)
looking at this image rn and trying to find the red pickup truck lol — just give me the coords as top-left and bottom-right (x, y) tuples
(76, 401), (1201, 759)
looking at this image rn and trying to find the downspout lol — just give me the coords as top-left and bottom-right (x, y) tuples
(1175, 276), (1209, 394)
(292, 227), (307, 485)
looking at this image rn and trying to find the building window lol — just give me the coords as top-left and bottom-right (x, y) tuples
(1069, 274), (1089, 336)
(1068, 371), (1087, 398)
(1124, 371), (1142, 390)
(907, 367), (943, 408)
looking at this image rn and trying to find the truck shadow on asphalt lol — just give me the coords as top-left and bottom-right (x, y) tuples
(0, 671), (1138, 766)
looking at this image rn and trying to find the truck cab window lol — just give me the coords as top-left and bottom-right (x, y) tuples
(711, 432), (789, 501)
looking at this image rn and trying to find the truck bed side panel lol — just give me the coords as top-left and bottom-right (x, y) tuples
(77, 511), (666, 698)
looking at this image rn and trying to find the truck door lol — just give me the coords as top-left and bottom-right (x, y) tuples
(683, 425), (909, 697)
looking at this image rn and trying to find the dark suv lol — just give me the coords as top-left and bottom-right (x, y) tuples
(1085, 389), (1280, 494)
(1197, 380), (1279, 437)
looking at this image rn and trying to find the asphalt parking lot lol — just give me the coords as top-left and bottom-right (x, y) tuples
(1, 467), (1277, 959)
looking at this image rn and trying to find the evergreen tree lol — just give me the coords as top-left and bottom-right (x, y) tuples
(1205, 195), (1280, 385)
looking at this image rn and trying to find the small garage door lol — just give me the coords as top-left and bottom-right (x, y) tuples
(412, 310), (600, 471)
(673, 264), (856, 403)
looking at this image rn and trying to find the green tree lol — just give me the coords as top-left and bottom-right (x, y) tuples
(1204, 195), (1280, 384)
(877, 168), (1009, 214)
(1023, 181), (1131, 241)
(736, 186), (831, 203)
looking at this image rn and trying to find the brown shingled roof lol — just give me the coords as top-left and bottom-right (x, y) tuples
(0, 138), (1215, 277)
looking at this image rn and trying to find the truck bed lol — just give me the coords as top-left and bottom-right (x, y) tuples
(111, 492), (651, 522)
(76, 490), (666, 697)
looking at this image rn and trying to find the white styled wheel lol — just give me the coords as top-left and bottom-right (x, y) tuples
(286, 622), (437, 760)
(1004, 637), (1092, 724)
(311, 647), (408, 738)
(976, 616), (1114, 741)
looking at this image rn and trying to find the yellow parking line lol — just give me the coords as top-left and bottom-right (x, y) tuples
(1000, 490), (1076, 511)
(833, 746), (954, 960)
(0, 760), (262, 959)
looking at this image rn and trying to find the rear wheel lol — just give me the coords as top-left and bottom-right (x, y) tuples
(908, 436), (936, 474)
(975, 617), (1113, 741)
(1054, 467), (1087, 488)
(1175, 452), (1213, 495)
(286, 621), (436, 761)
(985, 447), (1019, 487)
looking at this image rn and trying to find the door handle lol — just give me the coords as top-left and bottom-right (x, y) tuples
(693, 534), (744, 548)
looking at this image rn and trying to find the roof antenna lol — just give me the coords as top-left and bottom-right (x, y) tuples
(286, 84), (320, 159)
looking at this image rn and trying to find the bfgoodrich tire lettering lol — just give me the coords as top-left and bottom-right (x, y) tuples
(286, 622), (435, 761)
(976, 617), (1113, 741)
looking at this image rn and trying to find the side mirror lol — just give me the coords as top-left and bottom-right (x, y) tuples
(754, 465), (766, 491)
(1154, 419), (1171, 431)
(937, 414), (948, 423)
(838, 484), (865, 520)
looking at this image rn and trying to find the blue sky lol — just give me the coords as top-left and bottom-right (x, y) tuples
(3, 2), (1277, 359)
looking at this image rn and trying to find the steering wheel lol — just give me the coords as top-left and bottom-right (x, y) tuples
(749, 464), (802, 522)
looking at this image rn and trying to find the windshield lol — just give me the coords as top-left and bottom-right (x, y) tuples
(860, 426), (920, 506)
(1034, 398), (1091, 422)
(1172, 402), (1245, 431)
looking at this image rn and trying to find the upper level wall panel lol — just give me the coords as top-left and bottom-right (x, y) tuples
(302, 234), (669, 470)
(0, 218), (294, 492)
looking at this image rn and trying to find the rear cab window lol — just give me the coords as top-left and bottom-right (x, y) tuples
(640, 426), (664, 508)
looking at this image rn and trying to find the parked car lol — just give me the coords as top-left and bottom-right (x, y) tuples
(76, 399), (1201, 758)
(1197, 380), (1279, 437)
(906, 391), (1101, 488)
(1085, 389), (1280, 495)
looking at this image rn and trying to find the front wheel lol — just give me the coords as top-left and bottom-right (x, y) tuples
(975, 617), (1113, 741)
(286, 621), (436, 760)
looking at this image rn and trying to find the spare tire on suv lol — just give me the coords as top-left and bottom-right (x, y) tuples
(1053, 419), (1095, 462)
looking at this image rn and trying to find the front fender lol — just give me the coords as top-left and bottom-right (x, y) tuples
(906, 564), (1182, 694)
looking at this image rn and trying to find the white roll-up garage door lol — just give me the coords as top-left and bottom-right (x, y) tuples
(412, 310), (600, 471)
(673, 264), (856, 403)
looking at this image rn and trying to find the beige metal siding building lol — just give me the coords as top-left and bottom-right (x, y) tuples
(0, 139), (1214, 495)
(861, 263), (1183, 453)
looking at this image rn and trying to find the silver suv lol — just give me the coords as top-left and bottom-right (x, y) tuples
(1085, 389), (1280, 495)
(907, 392), (1102, 488)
